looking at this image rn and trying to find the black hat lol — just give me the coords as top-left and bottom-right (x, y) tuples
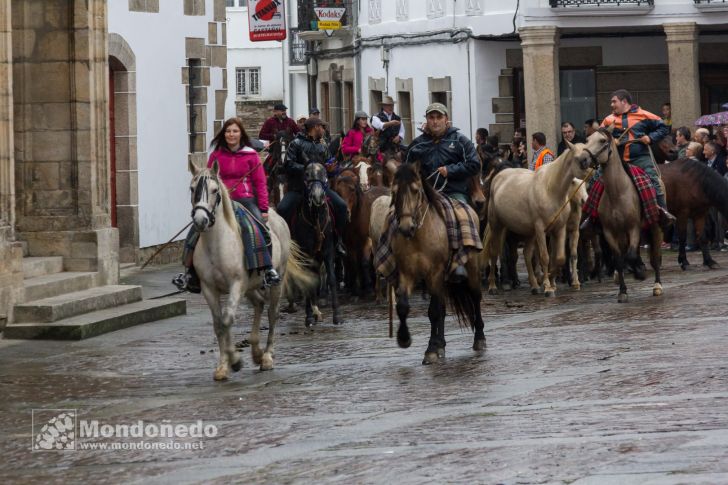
(274, 104), (287, 111)
(309, 107), (321, 115)
(304, 117), (325, 130)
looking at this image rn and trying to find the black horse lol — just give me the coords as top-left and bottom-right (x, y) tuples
(265, 130), (294, 208)
(290, 162), (340, 327)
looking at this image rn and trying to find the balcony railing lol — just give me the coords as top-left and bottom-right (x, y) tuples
(550, 0), (653, 6)
(297, 0), (354, 31)
(289, 29), (307, 66)
(693, 0), (727, 3)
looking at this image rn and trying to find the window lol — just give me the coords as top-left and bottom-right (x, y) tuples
(559, 69), (596, 129)
(236, 67), (260, 96)
(226, 0), (247, 7)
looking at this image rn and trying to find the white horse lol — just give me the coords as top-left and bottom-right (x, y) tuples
(188, 160), (316, 381)
(485, 136), (609, 297)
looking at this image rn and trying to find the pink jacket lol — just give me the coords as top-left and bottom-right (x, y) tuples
(207, 146), (269, 213)
(341, 127), (373, 157)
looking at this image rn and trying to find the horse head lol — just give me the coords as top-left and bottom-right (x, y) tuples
(654, 135), (678, 163)
(571, 129), (613, 170)
(304, 162), (328, 208)
(188, 159), (223, 232)
(333, 169), (360, 219)
(392, 164), (429, 239)
(363, 132), (380, 157)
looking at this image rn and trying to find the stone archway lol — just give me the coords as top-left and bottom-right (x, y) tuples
(108, 33), (139, 264)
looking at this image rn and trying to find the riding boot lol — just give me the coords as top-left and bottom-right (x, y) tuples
(656, 193), (676, 230)
(173, 265), (201, 293)
(336, 234), (347, 257)
(579, 217), (601, 234)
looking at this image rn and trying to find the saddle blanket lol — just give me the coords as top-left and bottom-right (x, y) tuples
(233, 202), (272, 271)
(374, 193), (482, 282)
(583, 163), (660, 228)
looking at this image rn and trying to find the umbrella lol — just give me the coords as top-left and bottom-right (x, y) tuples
(695, 103), (728, 126)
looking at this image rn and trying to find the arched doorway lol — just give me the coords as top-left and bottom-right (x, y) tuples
(108, 34), (139, 264)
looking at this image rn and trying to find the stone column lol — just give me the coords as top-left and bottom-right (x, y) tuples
(0, 0), (22, 328)
(12, 0), (117, 285)
(520, 26), (561, 160)
(664, 23), (701, 130)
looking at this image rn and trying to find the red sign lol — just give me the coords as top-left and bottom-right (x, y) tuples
(248, 0), (287, 42)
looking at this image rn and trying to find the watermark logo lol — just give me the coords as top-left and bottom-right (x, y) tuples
(32, 409), (77, 451)
(32, 410), (217, 452)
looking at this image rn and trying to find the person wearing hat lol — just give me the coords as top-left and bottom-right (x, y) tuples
(371, 95), (405, 154)
(308, 107), (331, 145)
(405, 102), (481, 282)
(341, 111), (374, 160)
(258, 103), (300, 142)
(278, 117), (349, 256)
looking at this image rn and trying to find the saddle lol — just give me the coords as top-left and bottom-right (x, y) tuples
(232, 202), (272, 271)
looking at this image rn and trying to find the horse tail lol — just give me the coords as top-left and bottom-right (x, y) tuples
(446, 279), (479, 332)
(680, 159), (728, 220)
(282, 240), (319, 300)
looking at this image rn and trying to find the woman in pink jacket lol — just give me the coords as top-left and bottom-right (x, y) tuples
(341, 111), (372, 160)
(175, 118), (279, 293)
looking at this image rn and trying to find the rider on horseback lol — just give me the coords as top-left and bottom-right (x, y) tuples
(581, 89), (677, 231)
(405, 102), (482, 282)
(277, 117), (349, 257)
(371, 96), (405, 155)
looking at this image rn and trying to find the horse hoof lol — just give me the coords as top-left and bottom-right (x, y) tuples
(473, 339), (486, 351)
(305, 317), (315, 327)
(231, 357), (243, 372)
(617, 293), (628, 303)
(260, 354), (274, 371)
(705, 261), (719, 270)
(572, 284), (581, 291)
(213, 368), (229, 381)
(653, 287), (663, 297)
(544, 290), (555, 298)
(422, 352), (439, 365)
(437, 347), (446, 359)
(633, 268), (647, 281)
(488, 288), (498, 296)
(251, 349), (262, 366)
(333, 317), (343, 325)
(531, 288), (539, 295)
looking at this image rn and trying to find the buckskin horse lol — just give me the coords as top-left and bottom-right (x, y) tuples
(388, 163), (485, 365)
(187, 161), (316, 380)
(591, 129), (664, 302)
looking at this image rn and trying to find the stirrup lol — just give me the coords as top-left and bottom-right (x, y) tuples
(262, 269), (281, 288)
(172, 273), (187, 291)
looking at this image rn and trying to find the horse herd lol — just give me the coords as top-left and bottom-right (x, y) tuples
(187, 129), (728, 379)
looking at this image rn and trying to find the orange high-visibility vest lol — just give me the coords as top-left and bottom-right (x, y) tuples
(534, 148), (554, 171)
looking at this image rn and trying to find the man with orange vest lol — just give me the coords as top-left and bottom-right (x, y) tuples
(581, 88), (676, 231)
(529, 132), (554, 171)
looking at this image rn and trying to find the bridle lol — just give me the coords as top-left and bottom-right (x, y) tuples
(191, 174), (222, 228)
(395, 180), (429, 237)
(582, 138), (612, 169)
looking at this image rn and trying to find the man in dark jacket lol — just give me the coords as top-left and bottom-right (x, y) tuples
(277, 118), (348, 255)
(405, 103), (481, 282)
(557, 121), (585, 156)
(406, 103), (481, 204)
(258, 103), (300, 142)
(371, 96), (405, 154)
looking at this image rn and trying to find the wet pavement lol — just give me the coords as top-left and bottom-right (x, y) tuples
(2, 249), (728, 484)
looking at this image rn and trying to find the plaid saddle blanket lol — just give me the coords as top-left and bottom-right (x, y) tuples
(374, 193), (482, 282)
(233, 202), (272, 271)
(583, 163), (660, 227)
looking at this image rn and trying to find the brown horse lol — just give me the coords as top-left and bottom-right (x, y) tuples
(334, 170), (390, 297)
(389, 164), (485, 365)
(592, 129), (663, 302)
(661, 158), (728, 270)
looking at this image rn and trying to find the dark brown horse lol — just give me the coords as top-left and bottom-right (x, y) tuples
(661, 159), (728, 270)
(334, 170), (390, 297)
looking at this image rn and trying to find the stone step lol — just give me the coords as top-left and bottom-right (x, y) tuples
(500, 68), (513, 76)
(3, 298), (187, 340)
(498, 75), (513, 97)
(492, 96), (514, 114)
(14, 285), (143, 323)
(23, 272), (97, 302)
(489, 123), (515, 144)
(495, 113), (514, 124)
(22, 257), (64, 280)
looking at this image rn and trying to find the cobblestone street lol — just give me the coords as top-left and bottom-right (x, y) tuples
(2, 251), (728, 484)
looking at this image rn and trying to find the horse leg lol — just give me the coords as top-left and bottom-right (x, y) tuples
(614, 250), (629, 303)
(508, 236), (520, 289)
(650, 227), (663, 297)
(221, 280), (243, 374)
(305, 296), (315, 327)
(535, 232), (555, 297)
(523, 240), (539, 295)
(569, 230), (581, 290)
(626, 227), (646, 281)
(677, 215), (690, 270)
(549, 229), (567, 293)
(423, 295), (446, 365)
(696, 214), (718, 269)
(469, 268), (486, 352)
(326, 249), (342, 325)
(486, 226), (504, 295)
(202, 287), (231, 381)
(249, 296), (264, 367)
(261, 285), (281, 371)
(396, 280), (413, 349)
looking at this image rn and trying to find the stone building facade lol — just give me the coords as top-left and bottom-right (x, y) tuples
(0, 0), (227, 330)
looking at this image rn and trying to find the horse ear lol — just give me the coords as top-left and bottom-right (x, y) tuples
(188, 159), (200, 176)
(211, 159), (220, 176)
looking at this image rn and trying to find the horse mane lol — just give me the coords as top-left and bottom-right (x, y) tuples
(677, 158), (728, 220)
(393, 163), (444, 219)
